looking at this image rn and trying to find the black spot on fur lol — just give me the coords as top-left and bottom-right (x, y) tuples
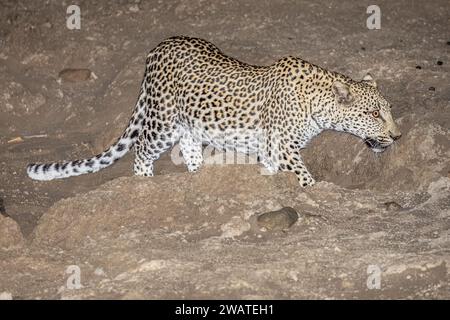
(116, 143), (126, 152)
(130, 129), (139, 139)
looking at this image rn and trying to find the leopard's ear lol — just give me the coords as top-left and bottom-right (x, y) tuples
(362, 73), (377, 88)
(332, 81), (353, 104)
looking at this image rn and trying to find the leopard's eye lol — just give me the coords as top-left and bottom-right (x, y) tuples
(372, 110), (380, 118)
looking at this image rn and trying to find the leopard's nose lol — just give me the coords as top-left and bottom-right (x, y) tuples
(390, 132), (402, 141)
(389, 124), (402, 141)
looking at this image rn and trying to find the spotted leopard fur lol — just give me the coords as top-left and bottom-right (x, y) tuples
(27, 36), (401, 187)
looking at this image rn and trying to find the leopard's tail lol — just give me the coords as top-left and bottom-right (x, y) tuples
(26, 90), (146, 181)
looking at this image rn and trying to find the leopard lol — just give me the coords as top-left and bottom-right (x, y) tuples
(27, 36), (402, 187)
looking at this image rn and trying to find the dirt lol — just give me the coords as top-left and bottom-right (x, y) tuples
(0, 0), (449, 299)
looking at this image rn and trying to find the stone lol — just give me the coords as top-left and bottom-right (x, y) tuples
(58, 69), (91, 83)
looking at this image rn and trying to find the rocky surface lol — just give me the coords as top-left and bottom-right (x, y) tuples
(1, 166), (449, 299)
(0, 0), (449, 299)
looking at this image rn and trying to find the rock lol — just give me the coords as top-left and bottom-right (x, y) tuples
(58, 68), (91, 83)
(0, 215), (24, 249)
(384, 201), (403, 211)
(32, 166), (298, 248)
(257, 207), (299, 231)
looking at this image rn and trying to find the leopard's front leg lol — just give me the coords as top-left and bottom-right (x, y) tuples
(261, 134), (315, 187)
(278, 147), (316, 187)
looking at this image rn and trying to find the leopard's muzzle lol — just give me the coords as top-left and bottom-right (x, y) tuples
(364, 138), (389, 153)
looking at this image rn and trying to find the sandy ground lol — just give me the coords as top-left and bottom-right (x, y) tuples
(0, 0), (449, 299)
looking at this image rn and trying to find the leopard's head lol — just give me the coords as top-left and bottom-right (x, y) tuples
(330, 74), (402, 152)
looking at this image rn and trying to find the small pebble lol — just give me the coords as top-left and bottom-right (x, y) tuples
(436, 61), (443, 66)
(384, 201), (403, 211)
(415, 65), (422, 69)
(129, 5), (140, 12)
(428, 86), (435, 91)
(257, 207), (299, 231)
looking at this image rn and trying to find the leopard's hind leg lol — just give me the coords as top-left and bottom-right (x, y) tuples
(134, 123), (178, 176)
(179, 129), (203, 172)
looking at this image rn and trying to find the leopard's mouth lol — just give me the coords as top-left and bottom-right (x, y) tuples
(364, 138), (389, 153)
